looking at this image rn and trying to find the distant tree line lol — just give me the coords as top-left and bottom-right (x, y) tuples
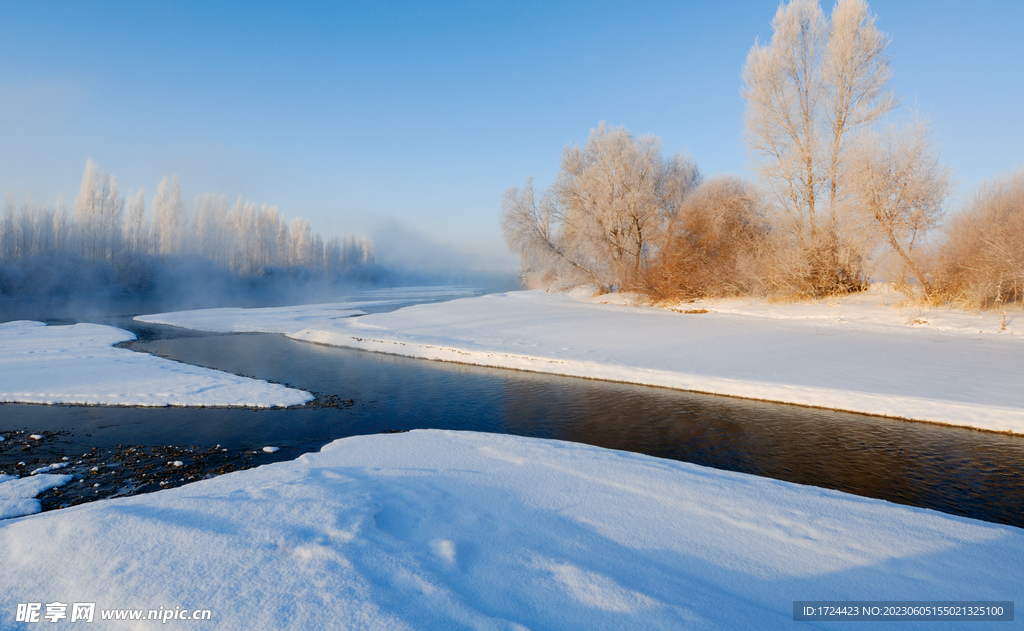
(0, 160), (374, 286)
(502, 0), (1022, 309)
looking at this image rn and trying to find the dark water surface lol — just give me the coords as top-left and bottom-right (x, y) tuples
(3, 314), (1023, 527)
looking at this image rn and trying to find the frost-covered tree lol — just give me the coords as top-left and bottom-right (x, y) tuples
(125, 189), (150, 255)
(742, 0), (896, 293)
(502, 123), (700, 291)
(1, 160), (372, 290)
(73, 160), (101, 259)
(72, 161), (124, 261)
(34, 202), (56, 256)
(1, 194), (15, 263)
(847, 117), (951, 294)
(99, 174), (125, 260)
(52, 197), (72, 252)
(152, 175), (187, 256)
(289, 218), (312, 266)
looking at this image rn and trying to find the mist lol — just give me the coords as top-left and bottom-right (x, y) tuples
(368, 217), (521, 293)
(0, 161), (391, 321)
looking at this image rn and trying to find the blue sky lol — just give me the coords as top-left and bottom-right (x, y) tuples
(1, 1), (1021, 272)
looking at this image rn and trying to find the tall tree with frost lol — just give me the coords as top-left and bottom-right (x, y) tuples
(125, 189), (150, 255)
(99, 173), (125, 260)
(847, 117), (951, 295)
(73, 160), (101, 259)
(152, 175), (187, 256)
(1, 194), (15, 262)
(742, 0), (896, 292)
(52, 197), (71, 252)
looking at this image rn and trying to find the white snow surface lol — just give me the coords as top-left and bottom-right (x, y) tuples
(268, 289), (1023, 434)
(135, 286), (484, 333)
(0, 320), (311, 407)
(0, 473), (72, 520)
(136, 302), (369, 333)
(1, 430), (1020, 629)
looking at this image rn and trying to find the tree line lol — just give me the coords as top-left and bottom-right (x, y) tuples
(502, 0), (1021, 309)
(1, 160), (374, 278)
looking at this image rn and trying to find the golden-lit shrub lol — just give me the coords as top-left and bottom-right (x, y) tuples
(639, 176), (766, 300)
(934, 169), (1024, 308)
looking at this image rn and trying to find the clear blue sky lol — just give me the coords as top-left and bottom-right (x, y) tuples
(1, 1), (1021, 273)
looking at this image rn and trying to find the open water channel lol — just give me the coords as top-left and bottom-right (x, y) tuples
(2, 299), (1023, 528)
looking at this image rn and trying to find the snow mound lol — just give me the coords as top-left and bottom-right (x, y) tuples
(0, 320), (311, 407)
(0, 474), (72, 520)
(0, 431), (1019, 629)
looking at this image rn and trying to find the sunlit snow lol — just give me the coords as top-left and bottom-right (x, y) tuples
(144, 288), (1024, 433)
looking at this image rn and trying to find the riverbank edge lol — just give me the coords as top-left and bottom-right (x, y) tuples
(289, 329), (1023, 435)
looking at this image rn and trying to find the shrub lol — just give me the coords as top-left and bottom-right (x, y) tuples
(934, 169), (1024, 308)
(639, 176), (767, 300)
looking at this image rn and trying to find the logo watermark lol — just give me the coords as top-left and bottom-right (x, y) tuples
(15, 602), (211, 624)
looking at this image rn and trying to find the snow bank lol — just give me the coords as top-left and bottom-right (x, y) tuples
(0, 473), (72, 520)
(276, 290), (1024, 434)
(0, 321), (311, 407)
(1, 431), (1019, 629)
(136, 303), (368, 334)
(136, 286), (483, 333)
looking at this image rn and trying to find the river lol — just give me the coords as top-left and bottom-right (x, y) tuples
(3, 307), (1023, 527)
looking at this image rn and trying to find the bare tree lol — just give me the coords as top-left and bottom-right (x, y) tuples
(847, 117), (951, 295)
(742, 0), (896, 293)
(501, 123), (700, 291)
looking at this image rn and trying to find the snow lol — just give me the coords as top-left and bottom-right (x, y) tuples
(29, 463), (68, 475)
(0, 320), (311, 407)
(135, 287), (1024, 432)
(1, 430), (1020, 629)
(136, 302), (369, 334)
(135, 286), (483, 333)
(272, 289), (1022, 434)
(0, 473), (72, 520)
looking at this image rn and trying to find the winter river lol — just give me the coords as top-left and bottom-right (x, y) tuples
(2, 302), (1023, 528)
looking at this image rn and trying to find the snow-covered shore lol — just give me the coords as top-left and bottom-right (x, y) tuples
(2, 430), (1019, 629)
(136, 286), (484, 334)
(0, 320), (311, 408)
(142, 289), (1024, 434)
